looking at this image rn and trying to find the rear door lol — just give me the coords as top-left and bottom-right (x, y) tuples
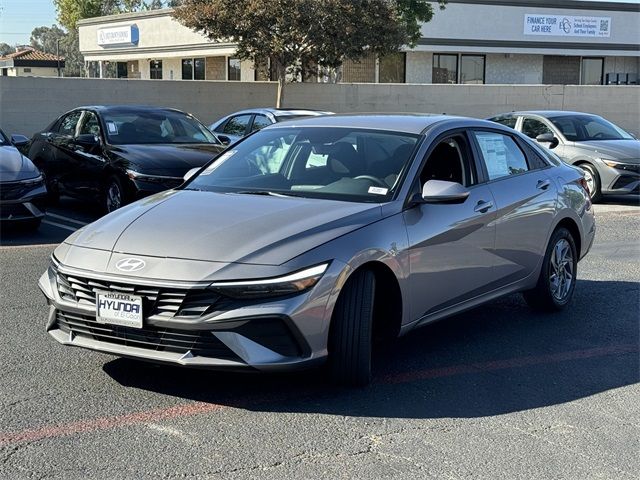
(62, 110), (106, 198)
(470, 129), (557, 284)
(47, 110), (83, 194)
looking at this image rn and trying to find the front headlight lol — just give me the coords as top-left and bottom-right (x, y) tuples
(209, 263), (329, 299)
(126, 169), (183, 184)
(20, 174), (43, 186)
(600, 159), (640, 172)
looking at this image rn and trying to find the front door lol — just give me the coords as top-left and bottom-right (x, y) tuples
(403, 132), (498, 322)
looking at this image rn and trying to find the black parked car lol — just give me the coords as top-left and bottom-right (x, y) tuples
(0, 128), (48, 230)
(27, 105), (225, 213)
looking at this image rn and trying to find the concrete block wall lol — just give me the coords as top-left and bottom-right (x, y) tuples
(1, 76), (638, 137)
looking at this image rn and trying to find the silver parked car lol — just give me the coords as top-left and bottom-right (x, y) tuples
(488, 111), (640, 201)
(209, 108), (332, 146)
(40, 114), (595, 386)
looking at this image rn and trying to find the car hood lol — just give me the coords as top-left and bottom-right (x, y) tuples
(65, 190), (383, 265)
(576, 140), (640, 162)
(108, 143), (225, 175)
(0, 145), (40, 182)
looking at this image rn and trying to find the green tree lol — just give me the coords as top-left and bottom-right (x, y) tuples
(0, 43), (15, 56)
(173, 0), (445, 107)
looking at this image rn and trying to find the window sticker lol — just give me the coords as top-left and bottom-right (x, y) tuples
(201, 150), (237, 175)
(476, 133), (509, 179)
(107, 121), (118, 135)
(368, 186), (388, 195)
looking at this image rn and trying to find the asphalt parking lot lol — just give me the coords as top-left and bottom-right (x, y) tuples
(0, 196), (638, 479)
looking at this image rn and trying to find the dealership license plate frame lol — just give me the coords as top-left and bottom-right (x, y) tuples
(96, 291), (144, 329)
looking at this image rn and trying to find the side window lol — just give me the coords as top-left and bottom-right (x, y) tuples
(522, 118), (552, 139)
(57, 111), (82, 136)
(473, 131), (529, 181)
(251, 114), (272, 132)
(420, 134), (474, 187)
(490, 115), (518, 129)
(79, 112), (101, 136)
(223, 114), (252, 136)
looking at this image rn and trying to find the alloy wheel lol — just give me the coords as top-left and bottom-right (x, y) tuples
(582, 168), (595, 197)
(549, 238), (574, 301)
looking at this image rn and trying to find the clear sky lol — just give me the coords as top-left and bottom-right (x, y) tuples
(0, 0), (638, 46)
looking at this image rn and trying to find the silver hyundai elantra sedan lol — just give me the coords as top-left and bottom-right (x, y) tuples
(39, 114), (595, 386)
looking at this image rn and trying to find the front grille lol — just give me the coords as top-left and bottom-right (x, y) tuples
(0, 203), (32, 219)
(56, 272), (230, 320)
(0, 179), (43, 201)
(612, 175), (639, 190)
(56, 311), (240, 360)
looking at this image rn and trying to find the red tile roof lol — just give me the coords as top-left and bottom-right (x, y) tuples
(0, 48), (64, 62)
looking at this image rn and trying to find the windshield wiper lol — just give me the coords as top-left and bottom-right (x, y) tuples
(233, 190), (298, 197)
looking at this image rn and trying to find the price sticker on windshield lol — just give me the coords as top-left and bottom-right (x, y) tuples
(368, 186), (388, 195)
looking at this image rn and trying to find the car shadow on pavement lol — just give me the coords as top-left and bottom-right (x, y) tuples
(103, 279), (639, 419)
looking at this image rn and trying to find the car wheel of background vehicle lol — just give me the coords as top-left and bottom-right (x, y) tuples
(39, 168), (59, 204)
(523, 227), (577, 312)
(579, 163), (602, 203)
(328, 269), (375, 387)
(103, 176), (125, 214)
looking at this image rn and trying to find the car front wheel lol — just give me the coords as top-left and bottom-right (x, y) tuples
(328, 269), (376, 387)
(103, 176), (125, 214)
(579, 163), (602, 203)
(523, 227), (577, 312)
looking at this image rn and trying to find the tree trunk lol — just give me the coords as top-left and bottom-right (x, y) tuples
(276, 75), (285, 108)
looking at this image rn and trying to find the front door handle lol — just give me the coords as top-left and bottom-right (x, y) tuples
(536, 179), (551, 190)
(474, 200), (494, 213)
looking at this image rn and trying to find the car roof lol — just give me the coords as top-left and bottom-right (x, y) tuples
(222, 108), (332, 117)
(494, 110), (600, 119)
(74, 105), (187, 115)
(265, 113), (496, 134)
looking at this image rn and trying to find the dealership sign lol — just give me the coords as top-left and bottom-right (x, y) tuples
(524, 14), (611, 37)
(97, 25), (140, 46)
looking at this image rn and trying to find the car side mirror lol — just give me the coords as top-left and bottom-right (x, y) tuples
(75, 133), (100, 147)
(420, 180), (470, 204)
(536, 133), (559, 149)
(183, 167), (200, 182)
(217, 134), (231, 146)
(10, 134), (29, 147)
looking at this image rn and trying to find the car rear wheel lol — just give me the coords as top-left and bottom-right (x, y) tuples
(103, 176), (125, 214)
(328, 269), (375, 387)
(523, 227), (577, 312)
(579, 163), (602, 203)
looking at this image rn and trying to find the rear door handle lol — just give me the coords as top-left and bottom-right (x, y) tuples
(474, 200), (494, 213)
(536, 179), (551, 190)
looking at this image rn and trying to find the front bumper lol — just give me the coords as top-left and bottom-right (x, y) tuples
(39, 259), (340, 371)
(601, 164), (640, 196)
(0, 183), (47, 221)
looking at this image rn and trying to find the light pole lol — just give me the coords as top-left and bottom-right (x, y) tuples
(56, 39), (61, 77)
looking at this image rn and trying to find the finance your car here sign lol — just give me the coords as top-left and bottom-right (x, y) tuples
(97, 25), (140, 46)
(524, 14), (611, 37)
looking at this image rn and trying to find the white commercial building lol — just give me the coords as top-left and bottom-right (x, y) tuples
(78, 0), (640, 85)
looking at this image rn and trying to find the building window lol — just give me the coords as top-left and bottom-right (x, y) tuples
(150, 60), (162, 79)
(181, 59), (193, 80)
(23, 68), (32, 73)
(460, 55), (485, 84)
(342, 54), (376, 83)
(194, 58), (205, 80)
(581, 57), (603, 85)
(379, 53), (406, 83)
(228, 58), (241, 81)
(433, 54), (458, 84)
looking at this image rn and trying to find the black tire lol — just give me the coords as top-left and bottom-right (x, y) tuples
(22, 218), (42, 231)
(579, 163), (602, 203)
(523, 227), (577, 312)
(102, 175), (125, 214)
(328, 269), (376, 387)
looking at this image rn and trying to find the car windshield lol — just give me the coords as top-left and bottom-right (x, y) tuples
(549, 115), (634, 142)
(185, 127), (419, 203)
(103, 110), (219, 145)
(274, 114), (316, 123)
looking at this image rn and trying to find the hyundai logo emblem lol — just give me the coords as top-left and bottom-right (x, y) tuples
(116, 258), (146, 272)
